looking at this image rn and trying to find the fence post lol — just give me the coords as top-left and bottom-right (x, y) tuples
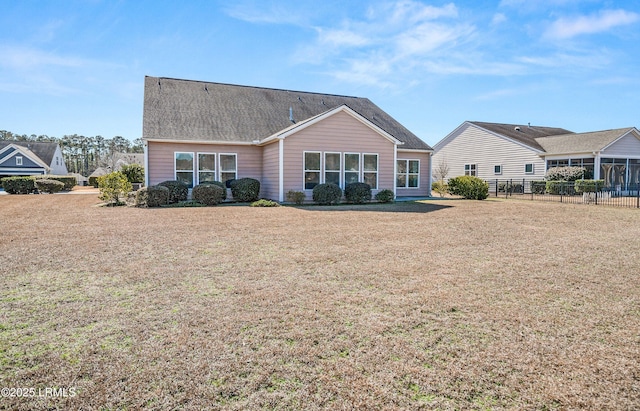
(495, 179), (498, 197)
(637, 185), (639, 208)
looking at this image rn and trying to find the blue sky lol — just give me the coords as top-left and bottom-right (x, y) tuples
(1, 0), (638, 147)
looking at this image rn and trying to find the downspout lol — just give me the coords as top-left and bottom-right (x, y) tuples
(427, 151), (433, 197)
(393, 143), (398, 198)
(143, 140), (149, 187)
(278, 138), (284, 202)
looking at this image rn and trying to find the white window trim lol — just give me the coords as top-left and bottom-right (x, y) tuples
(464, 163), (477, 177)
(303, 151), (321, 191)
(219, 153), (238, 183)
(16, 156), (23, 166)
(494, 164), (502, 175)
(343, 152), (361, 187)
(324, 151), (341, 188)
(363, 153), (379, 190)
(196, 152), (216, 185)
(174, 152), (195, 187)
(525, 163), (534, 174)
(397, 159), (420, 189)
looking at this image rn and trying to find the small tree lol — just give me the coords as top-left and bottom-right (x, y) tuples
(120, 164), (145, 183)
(433, 158), (449, 197)
(98, 171), (132, 205)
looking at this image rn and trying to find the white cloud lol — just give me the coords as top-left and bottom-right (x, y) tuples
(223, 1), (310, 25)
(491, 13), (507, 25)
(0, 46), (87, 70)
(545, 9), (640, 39)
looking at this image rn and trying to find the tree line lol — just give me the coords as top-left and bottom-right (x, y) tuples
(0, 130), (143, 177)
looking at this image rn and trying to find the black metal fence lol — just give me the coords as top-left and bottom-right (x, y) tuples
(488, 179), (640, 209)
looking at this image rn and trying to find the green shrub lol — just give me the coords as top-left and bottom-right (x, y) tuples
(98, 172), (132, 205)
(546, 166), (590, 181)
(286, 190), (306, 205)
(344, 182), (372, 204)
(89, 175), (101, 188)
(120, 164), (145, 183)
(158, 180), (188, 204)
(35, 179), (64, 194)
(545, 180), (575, 195)
(135, 185), (169, 207)
(192, 183), (225, 206)
(574, 179), (605, 193)
(498, 182), (523, 193)
(447, 176), (489, 200)
(1, 176), (36, 194)
(375, 189), (395, 203)
(230, 178), (260, 202)
(530, 180), (546, 194)
(200, 181), (227, 201)
(312, 183), (342, 205)
(250, 199), (280, 207)
(35, 175), (76, 190)
(431, 181), (448, 197)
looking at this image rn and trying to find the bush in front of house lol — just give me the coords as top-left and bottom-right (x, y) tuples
(200, 181), (227, 201)
(35, 179), (64, 194)
(250, 199), (280, 207)
(530, 180), (547, 194)
(374, 189), (395, 203)
(447, 176), (489, 200)
(431, 181), (448, 197)
(230, 178), (260, 202)
(192, 183), (225, 206)
(498, 182), (523, 193)
(312, 183), (342, 205)
(120, 164), (145, 184)
(98, 172), (132, 205)
(35, 175), (76, 190)
(89, 175), (101, 188)
(135, 185), (170, 207)
(545, 180), (575, 195)
(344, 182), (372, 204)
(158, 180), (188, 204)
(546, 166), (590, 181)
(574, 179), (605, 194)
(286, 190), (306, 205)
(1, 176), (36, 194)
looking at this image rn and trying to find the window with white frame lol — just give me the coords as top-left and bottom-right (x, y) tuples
(324, 152), (340, 186)
(494, 165), (502, 175)
(175, 152), (194, 188)
(219, 154), (237, 186)
(344, 153), (360, 185)
(16, 156), (23, 166)
(397, 159), (419, 188)
(304, 152), (321, 189)
(464, 164), (476, 176)
(198, 153), (216, 183)
(525, 163), (534, 174)
(363, 154), (378, 189)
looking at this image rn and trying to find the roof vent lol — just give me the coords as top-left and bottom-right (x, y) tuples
(515, 126), (521, 132)
(289, 107), (295, 123)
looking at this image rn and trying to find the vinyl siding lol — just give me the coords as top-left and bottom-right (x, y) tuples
(281, 110), (395, 199)
(396, 151), (432, 196)
(602, 132), (640, 157)
(49, 146), (68, 175)
(147, 141), (263, 192)
(261, 141), (280, 200)
(433, 124), (546, 182)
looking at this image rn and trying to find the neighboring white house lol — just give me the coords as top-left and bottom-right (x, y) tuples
(432, 121), (640, 190)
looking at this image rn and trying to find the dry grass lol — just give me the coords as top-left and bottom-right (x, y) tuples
(0, 194), (638, 410)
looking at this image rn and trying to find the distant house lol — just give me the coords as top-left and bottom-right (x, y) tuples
(432, 121), (640, 190)
(0, 141), (68, 178)
(142, 76), (433, 201)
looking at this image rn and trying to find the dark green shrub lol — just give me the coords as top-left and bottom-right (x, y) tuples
(192, 183), (225, 206)
(498, 182), (523, 193)
(230, 178), (260, 202)
(200, 181), (227, 201)
(89, 176), (100, 188)
(286, 190), (306, 205)
(530, 180), (546, 194)
(447, 176), (489, 200)
(250, 199), (280, 207)
(545, 181), (575, 195)
(1, 176), (36, 194)
(35, 175), (76, 190)
(120, 164), (145, 183)
(374, 189), (395, 203)
(158, 180), (188, 204)
(574, 179), (605, 193)
(35, 179), (64, 194)
(98, 172), (132, 205)
(546, 166), (589, 181)
(345, 182), (372, 204)
(312, 183), (342, 205)
(135, 185), (169, 207)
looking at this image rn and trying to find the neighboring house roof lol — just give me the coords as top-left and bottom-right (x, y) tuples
(534, 127), (639, 155)
(89, 167), (109, 178)
(0, 140), (60, 166)
(468, 121), (574, 152)
(143, 76), (432, 150)
(0, 143), (50, 171)
(114, 153), (144, 170)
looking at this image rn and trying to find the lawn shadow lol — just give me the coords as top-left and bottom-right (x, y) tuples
(293, 200), (454, 214)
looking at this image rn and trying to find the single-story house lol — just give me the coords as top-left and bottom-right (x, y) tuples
(142, 76), (433, 201)
(432, 121), (640, 190)
(0, 141), (68, 178)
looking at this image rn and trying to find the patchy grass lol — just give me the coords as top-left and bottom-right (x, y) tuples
(0, 194), (638, 410)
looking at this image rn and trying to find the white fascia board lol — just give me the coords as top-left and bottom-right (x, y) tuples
(143, 138), (255, 146)
(0, 144), (49, 169)
(398, 148), (433, 153)
(432, 121), (469, 152)
(601, 128), (640, 152)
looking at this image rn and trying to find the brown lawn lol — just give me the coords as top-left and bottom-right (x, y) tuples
(0, 194), (638, 410)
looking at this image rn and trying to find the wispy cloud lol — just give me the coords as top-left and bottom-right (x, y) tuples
(545, 9), (640, 39)
(223, 1), (311, 25)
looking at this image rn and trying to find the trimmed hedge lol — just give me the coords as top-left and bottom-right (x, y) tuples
(1, 176), (36, 194)
(192, 183), (225, 206)
(530, 180), (546, 194)
(201, 181), (227, 201)
(135, 185), (169, 207)
(230, 178), (260, 202)
(250, 199), (280, 207)
(374, 189), (395, 203)
(448, 176), (489, 200)
(158, 180), (188, 204)
(345, 182), (372, 204)
(35, 179), (64, 194)
(89, 175), (101, 188)
(35, 175), (76, 190)
(286, 190), (306, 205)
(574, 179), (605, 193)
(312, 183), (342, 205)
(545, 181), (575, 195)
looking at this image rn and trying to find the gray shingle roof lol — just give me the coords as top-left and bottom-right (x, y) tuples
(534, 127), (638, 155)
(143, 76), (432, 150)
(469, 121), (573, 151)
(0, 141), (59, 166)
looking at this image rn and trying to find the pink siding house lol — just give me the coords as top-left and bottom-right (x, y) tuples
(143, 76), (433, 201)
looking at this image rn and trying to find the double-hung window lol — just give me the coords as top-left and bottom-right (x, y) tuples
(16, 156), (23, 166)
(219, 154), (237, 186)
(175, 152), (194, 188)
(304, 152), (321, 189)
(198, 153), (216, 183)
(363, 154), (378, 189)
(344, 153), (360, 185)
(464, 164), (476, 176)
(324, 152), (340, 186)
(397, 159), (419, 188)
